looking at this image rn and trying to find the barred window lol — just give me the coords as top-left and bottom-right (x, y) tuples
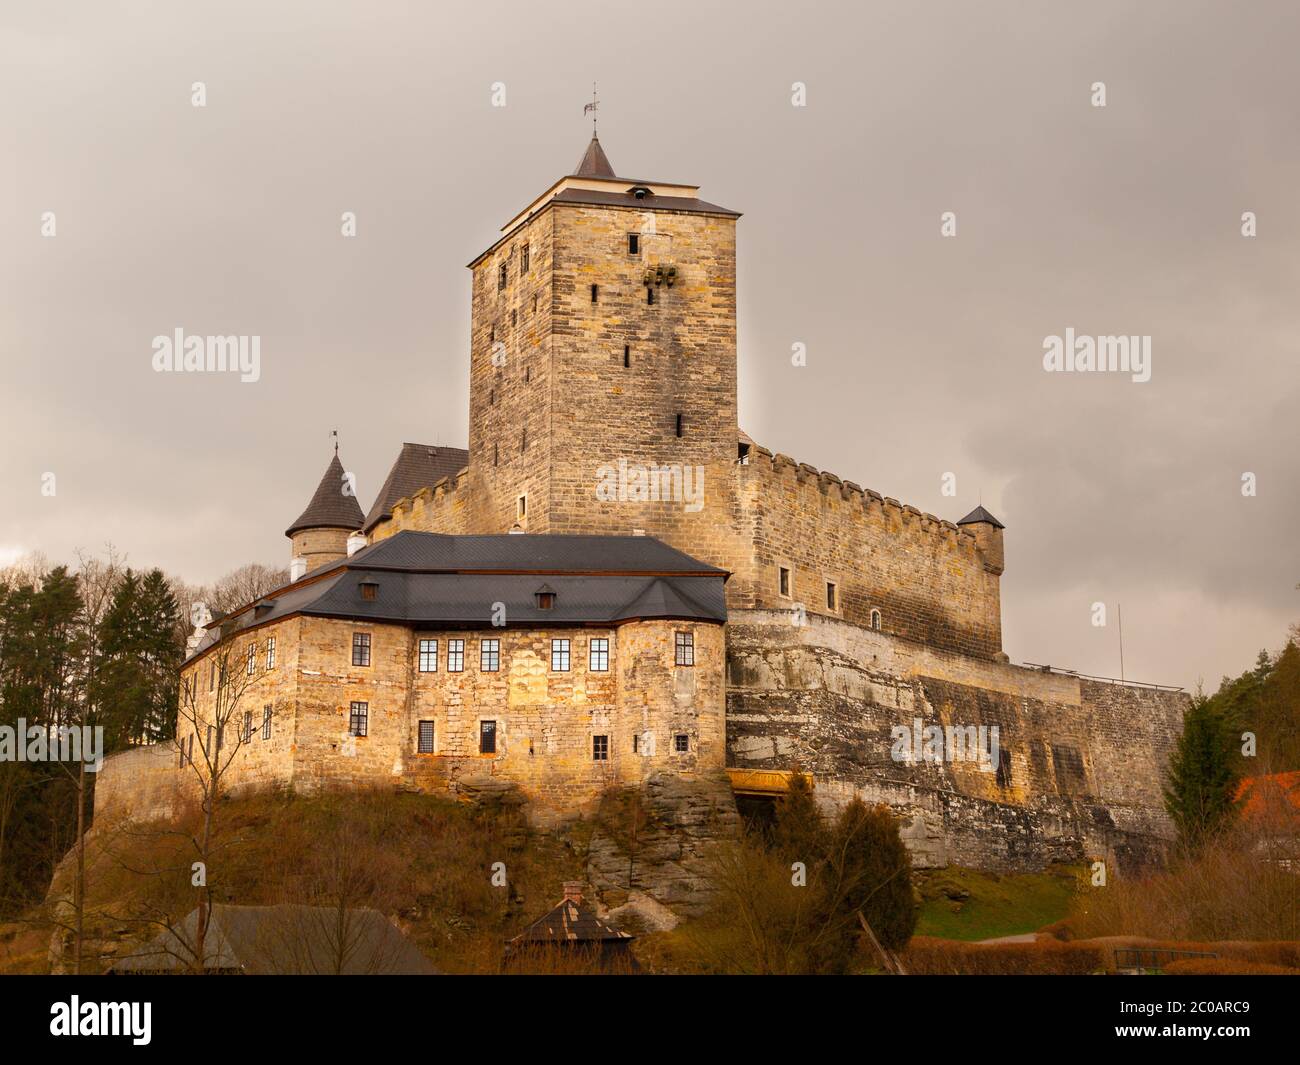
(352, 632), (371, 667)
(265, 636), (276, 670)
(675, 631), (694, 667)
(593, 735), (609, 761)
(447, 639), (465, 672)
(675, 734), (689, 753)
(589, 638), (609, 672)
(242, 711), (253, 742)
(551, 639), (570, 672)
(479, 720), (496, 754)
(262, 704), (272, 740)
(246, 644), (256, 675)
(481, 639), (500, 672)
(418, 639), (438, 672)
(349, 701), (368, 737)
(418, 720), (435, 754)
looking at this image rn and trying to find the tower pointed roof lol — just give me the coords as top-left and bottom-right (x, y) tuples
(574, 133), (616, 178)
(957, 505), (1005, 529)
(286, 452), (365, 537)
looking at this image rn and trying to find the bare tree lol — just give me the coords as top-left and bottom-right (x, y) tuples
(172, 643), (279, 972)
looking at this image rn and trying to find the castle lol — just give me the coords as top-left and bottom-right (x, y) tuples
(95, 131), (1188, 875)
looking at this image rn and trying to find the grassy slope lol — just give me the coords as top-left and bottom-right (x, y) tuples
(913, 865), (1084, 941)
(34, 788), (592, 974)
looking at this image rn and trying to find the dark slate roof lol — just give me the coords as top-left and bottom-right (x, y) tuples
(512, 897), (631, 944)
(363, 442), (470, 534)
(551, 186), (739, 218)
(109, 905), (437, 975)
(185, 532), (727, 662)
(574, 133), (616, 178)
(956, 505), (1005, 529)
(285, 453), (365, 537)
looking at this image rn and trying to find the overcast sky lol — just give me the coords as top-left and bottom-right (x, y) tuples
(3, 0), (1298, 690)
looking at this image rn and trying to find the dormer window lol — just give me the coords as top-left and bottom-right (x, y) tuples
(359, 581), (379, 602)
(535, 584), (556, 610)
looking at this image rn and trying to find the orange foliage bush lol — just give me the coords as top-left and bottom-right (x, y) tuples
(901, 936), (1106, 975)
(1165, 958), (1298, 976)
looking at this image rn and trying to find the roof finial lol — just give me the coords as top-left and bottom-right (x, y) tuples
(331, 428), (339, 454)
(584, 81), (599, 134)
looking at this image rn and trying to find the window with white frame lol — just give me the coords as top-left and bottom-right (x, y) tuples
(589, 637), (609, 671)
(265, 636), (276, 670)
(481, 639), (500, 672)
(447, 639), (465, 672)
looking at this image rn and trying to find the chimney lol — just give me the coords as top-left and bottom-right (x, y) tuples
(290, 556), (307, 582)
(562, 881), (584, 904)
(347, 532), (367, 557)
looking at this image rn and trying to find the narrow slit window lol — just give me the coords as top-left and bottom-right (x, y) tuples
(647, 287), (655, 306)
(779, 567), (791, 598)
(827, 582), (838, 611)
(623, 344), (630, 368)
(675, 413), (683, 438)
(498, 263), (507, 291)
(591, 283), (599, 303)
(627, 233), (639, 255)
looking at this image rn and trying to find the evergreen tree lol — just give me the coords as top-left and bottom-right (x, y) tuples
(1163, 695), (1241, 852)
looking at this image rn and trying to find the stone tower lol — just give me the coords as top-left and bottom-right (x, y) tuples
(285, 448), (364, 575)
(464, 133), (743, 566)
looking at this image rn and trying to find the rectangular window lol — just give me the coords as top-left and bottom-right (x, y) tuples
(623, 344), (630, 368)
(262, 704), (272, 740)
(675, 413), (684, 438)
(632, 733), (640, 754)
(498, 262), (507, 290)
(647, 287), (655, 306)
(265, 636), (276, 670)
(627, 233), (640, 255)
(208, 662), (215, 692)
(246, 644), (256, 675)
(779, 566), (791, 597)
(590, 283), (599, 303)
(447, 639), (465, 672)
(418, 720), (435, 754)
(521, 243), (530, 273)
(481, 639), (500, 672)
(479, 720), (496, 754)
(418, 639), (438, 672)
(517, 495), (527, 519)
(589, 638), (609, 672)
(349, 701), (368, 737)
(826, 581), (838, 611)
(675, 631), (694, 667)
(675, 734), (689, 753)
(593, 735), (609, 761)
(242, 711), (253, 743)
(551, 639), (570, 672)
(352, 632), (371, 667)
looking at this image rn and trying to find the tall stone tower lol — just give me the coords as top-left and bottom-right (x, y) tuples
(465, 133), (743, 567)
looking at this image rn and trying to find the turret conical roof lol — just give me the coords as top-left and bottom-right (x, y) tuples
(286, 452), (365, 537)
(574, 133), (616, 178)
(957, 505), (1005, 529)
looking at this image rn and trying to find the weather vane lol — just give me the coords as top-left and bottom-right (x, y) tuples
(331, 428), (338, 454)
(584, 82), (599, 132)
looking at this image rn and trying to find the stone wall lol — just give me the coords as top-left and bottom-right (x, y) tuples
(725, 609), (1187, 873)
(92, 744), (188, 824)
